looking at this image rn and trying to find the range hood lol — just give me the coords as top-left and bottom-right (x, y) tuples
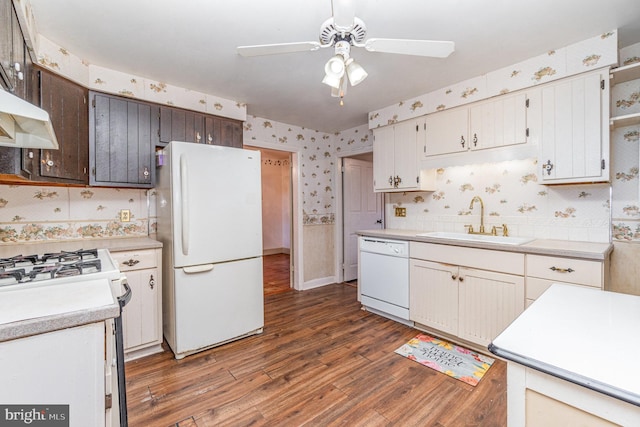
(0, 89), (58, 150)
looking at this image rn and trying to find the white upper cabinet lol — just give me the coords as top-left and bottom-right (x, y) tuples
(423, 106), (469, 156)
(373, 118), (435, 192)
(373, 125), (396, 191)
(538, 69), (610, 184)
(422, 91), (530, 158)
(469, 92), (528, 150)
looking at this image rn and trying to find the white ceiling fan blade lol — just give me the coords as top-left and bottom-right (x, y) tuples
(332, 0), (355, 31)
(364, 39), (455, 58)
(237, 41), (323, 57)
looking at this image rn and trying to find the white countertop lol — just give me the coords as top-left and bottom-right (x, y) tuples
(357, 229), (613, 260)
(0, 279), (119, 342)
(490, 284), (640, 406)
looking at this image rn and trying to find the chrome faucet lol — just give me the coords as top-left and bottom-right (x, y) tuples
(468, 196), (485, 234)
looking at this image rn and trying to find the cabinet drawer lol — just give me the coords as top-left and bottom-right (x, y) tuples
(410, 242), (524, 276)
(111, 250), (157, 271)
(526, 255), (602, 287)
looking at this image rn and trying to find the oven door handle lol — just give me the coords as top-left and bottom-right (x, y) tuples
(117, 278), (132, 308)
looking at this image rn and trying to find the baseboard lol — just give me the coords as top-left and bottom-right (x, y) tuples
(301, 276), (336, 290)
(263, 247), (291, 256)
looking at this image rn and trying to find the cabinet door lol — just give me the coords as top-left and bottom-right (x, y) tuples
(470, 92), (528, 150)
(409, 259), (459, 335)
(373, 125), (395, 190)
(90, 92), (156, 187)
(457, 267), (524, 346)
(424, 105), (469, 156)
(122, 267), (161, 351)
(10, 9), (25, 98)
(39, 69), (89, 184)
(539, 70), (609, 183)
(0, 0), (13, 91)
(220, 119), (243, 147)
(185, 110), (205, 144)
(393, 119), (418, 190)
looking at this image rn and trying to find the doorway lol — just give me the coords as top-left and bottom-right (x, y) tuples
(339, 152), (384, 283)
(246, 146), (293, 295)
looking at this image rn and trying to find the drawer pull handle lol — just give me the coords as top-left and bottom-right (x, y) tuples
(123, 259), (140, 267)
(149, 274), (155, 289)
(549, 266), (574, 273)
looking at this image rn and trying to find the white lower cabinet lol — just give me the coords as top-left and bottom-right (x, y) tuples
(410, 259), (459, 335)
(110, 248), (163, 360)
(409, 242), (525, 347)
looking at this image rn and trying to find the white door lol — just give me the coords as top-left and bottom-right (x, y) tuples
(168, 142), (263, 267)
(343, 158), (383, 282)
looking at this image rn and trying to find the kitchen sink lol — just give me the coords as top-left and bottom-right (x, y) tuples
(416, 231), (535, 246)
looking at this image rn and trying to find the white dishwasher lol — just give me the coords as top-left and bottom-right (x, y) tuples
(359, 237), (412, 325)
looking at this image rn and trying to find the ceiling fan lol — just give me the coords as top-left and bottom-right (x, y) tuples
(237, 0), (455, 104)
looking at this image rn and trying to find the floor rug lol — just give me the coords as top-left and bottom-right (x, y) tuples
(395, 333), (494, 386)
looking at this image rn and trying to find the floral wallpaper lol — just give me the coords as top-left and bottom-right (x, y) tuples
(33, 35), (246, 122)
(369, 31), (618, 129)
(385, 159), (611, 243)
(0, 185), (150, 244)
(243, 115), (372, 225)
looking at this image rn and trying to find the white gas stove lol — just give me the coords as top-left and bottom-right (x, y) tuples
(0, 247), (128, 427)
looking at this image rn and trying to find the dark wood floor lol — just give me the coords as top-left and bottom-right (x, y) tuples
(263, 253), (291, 296)
(125, 280), (506, 426)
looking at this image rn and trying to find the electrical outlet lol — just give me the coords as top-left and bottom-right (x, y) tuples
(120, 209), (131, 222)
(394, 207), (406, 217)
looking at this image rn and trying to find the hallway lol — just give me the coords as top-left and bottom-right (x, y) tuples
(263, 253), (291, 296)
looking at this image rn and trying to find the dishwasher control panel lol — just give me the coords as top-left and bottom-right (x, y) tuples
(359, 238), (409, 257)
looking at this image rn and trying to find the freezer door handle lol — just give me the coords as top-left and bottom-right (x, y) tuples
(183, 264), (215, 274)
(180, 154), (190, 256)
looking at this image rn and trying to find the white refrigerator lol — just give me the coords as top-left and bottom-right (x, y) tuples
(156, 141), (264, 359)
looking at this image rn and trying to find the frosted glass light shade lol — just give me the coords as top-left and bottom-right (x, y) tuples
(346, 58), (368, 86)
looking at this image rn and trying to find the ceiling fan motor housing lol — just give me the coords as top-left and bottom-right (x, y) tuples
(319, 17), (367, 47)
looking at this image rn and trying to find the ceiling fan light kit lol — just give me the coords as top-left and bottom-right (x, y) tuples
(237, 0), (454, 104)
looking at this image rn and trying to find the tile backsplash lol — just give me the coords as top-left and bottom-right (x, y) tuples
(385, 158), (611, 243)
(0, 185), (150, 243)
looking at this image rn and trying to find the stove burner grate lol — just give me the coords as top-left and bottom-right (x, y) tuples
(0, 249), (102, 285)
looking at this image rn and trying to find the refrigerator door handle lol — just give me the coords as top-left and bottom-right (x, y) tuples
(180, 154), (190, 256)
(183, 264), (215, 274)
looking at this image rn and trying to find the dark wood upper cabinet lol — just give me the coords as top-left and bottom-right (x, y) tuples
(0, 0), (14, 92)
(160, 105), (242, 148)
(37, 68), (89, 184)
(0, 1), (41, 182)
(220, 119), (243, 147)
(89, 91), (158, 188)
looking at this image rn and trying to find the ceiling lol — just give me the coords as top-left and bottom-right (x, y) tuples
(27, 0), (640, 133)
